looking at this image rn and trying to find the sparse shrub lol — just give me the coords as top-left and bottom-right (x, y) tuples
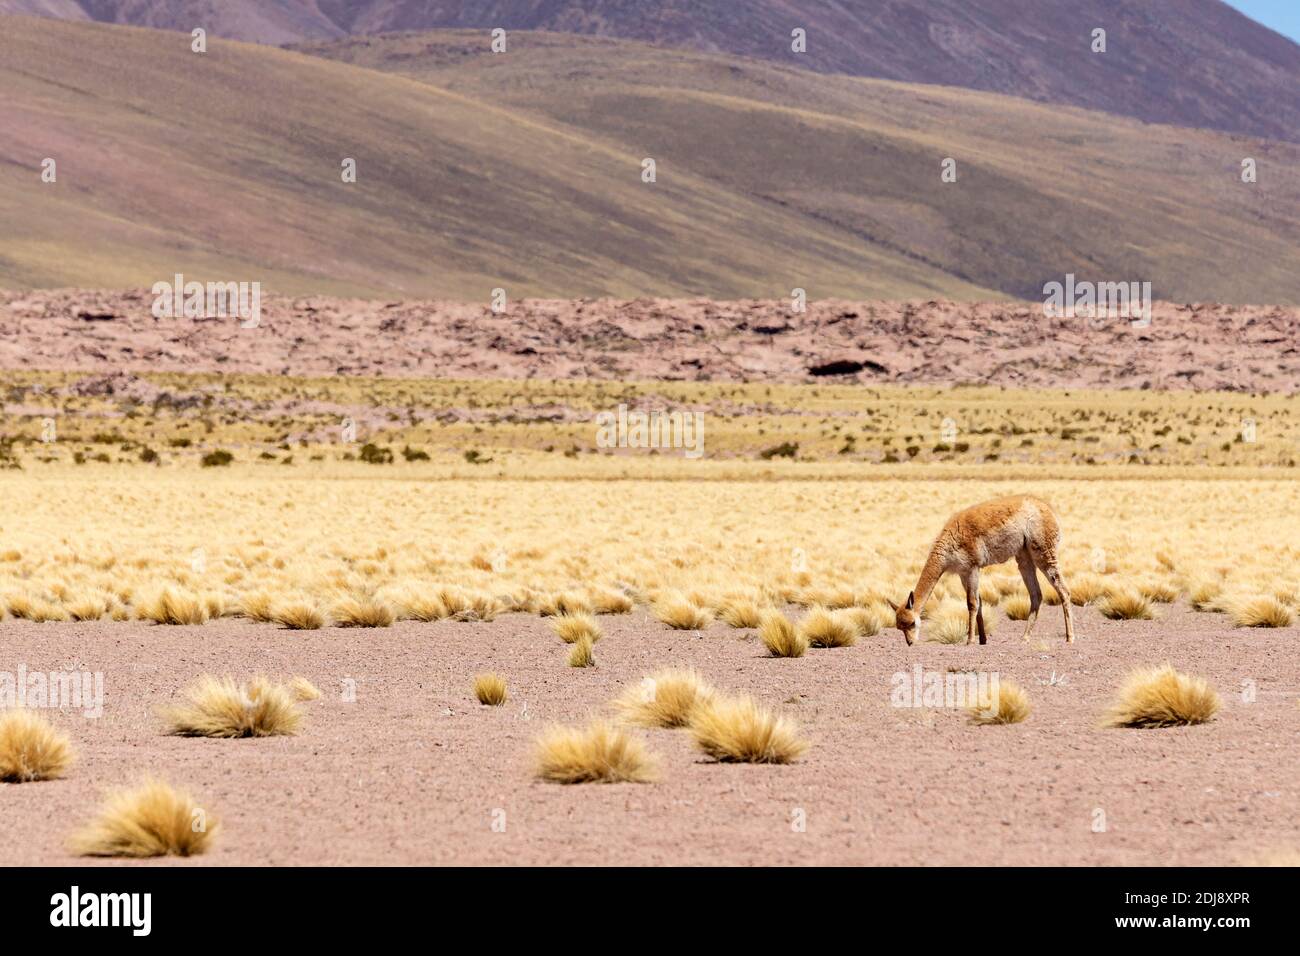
(759, 610), (806, 657)
(690, 695), (807, 764)
(163, 675), (304, 737)
(401, 445), (430, 462)
(614, 669), (713, 728)
(534, 721), (656, 783)
(967, 679), (1031, 725)
(359, 443), (393, 464)
(69, 779), (216, 857)
(200, 449), (233, 467)
(1102, 664), (1221, 728)
(758, 441), (798, 460)
(0, 709), (74, 782)
(473, 673), (508, 706)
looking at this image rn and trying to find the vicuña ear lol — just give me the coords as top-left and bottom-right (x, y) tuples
(888, 600), (898, 613)
(906, 591), (915, 610)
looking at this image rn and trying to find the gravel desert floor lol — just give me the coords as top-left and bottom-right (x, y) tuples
(2, 603), (1295, 866)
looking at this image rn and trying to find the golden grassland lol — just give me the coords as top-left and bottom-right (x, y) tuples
(1, 374), (1298, 630)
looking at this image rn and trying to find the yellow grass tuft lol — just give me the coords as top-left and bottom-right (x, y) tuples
(288, 676), (321, 701)
(759, 610), (807, 657)
(473, 673), (508, 706)
(66, 594), (109, 621)
(589, 588), (634, 614)
(1103, 664), (1221, 728)
(1069, 573), (1106, 606)
(1137, 578), (1180, 604)
(967, 679), (1031, 725)
(798, 606), (857, 648)
(69, 778), (217, 857)
(332, 596), (395, 628)
(163, 675), (304, 738)
(539, 591), (593, 617)
(534, 720), (657, 783)
(550, 612), (602, 644)
(690, 695), (808, 764)
(1096, 589), (1155, 620)
(717, 596), (763, 629)
(843, 605), (881, 638)
(567, 636), (596, 667)
(1002, 594), (1031, 620)
(1230, 596), (1293, 629)
(614, 669), (714, 728)
(137, 588), (209, 625)
(238, 590), (277, 623)
(0, 709), (75, 782)
(654, 596), (713, 631)
(1188, 579), (1224, 611)
(273, 601), (325, 630)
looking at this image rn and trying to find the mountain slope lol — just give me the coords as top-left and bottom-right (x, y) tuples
(0, 15), (996, 299)
(8, 0), (1300, 143)
(298, 30), (1300, 304)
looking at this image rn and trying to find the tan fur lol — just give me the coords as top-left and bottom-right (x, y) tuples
(894, 495), (1074, 646)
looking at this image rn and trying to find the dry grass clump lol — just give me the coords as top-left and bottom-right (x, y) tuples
(654, 596), (713, 631)
(1137, 578), (1180, 604)
(550, 612), (602, 644)
(568, 636), (596, 668)
(1230, 596), (1293, 629)
(797, 606), (857, 648)
(163, 675), (304, 738)
(1068, 573), (1106, 606)
(690, 695), (808, 764)
(288, 676), (321, 701)
(238, 591), (277, 623)
(66, 594), (109, 621)
(614, 669), (714, 728)
(717, 596), (764, 629)
(69, 778), (216, 857)
(539, 591), (593, 617)
(1002, 594), (1031, 620)
(137, 588), (209, 625)
(843, 606), (881, 638)
(332, 595), (395, 628)
(759, 610), (807, 658)
(390, 590), (447, 622)
(1096, 589), (1155, 620)
(0, 709), (75, 782)
(1188, 579), (1224, 611)
(967, 679), (1031, 725)
(590, 588), (634, 615)
(473, 673), (508, 706)
(534, 720), (657, 783)
(273, 601), (325, 630)
(928, 603), (972, 644)
(1102, 664), (1221, 728)
(435, 587), (501, 622)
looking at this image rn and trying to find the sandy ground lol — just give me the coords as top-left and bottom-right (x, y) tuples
(0, 602), (1296, 866)
(2, 291), (1297, 390)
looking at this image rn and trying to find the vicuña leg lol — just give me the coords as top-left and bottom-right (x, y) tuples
(962, 568), (981, 645)
(975, 597), (988, 645)
(1015, 547), (1042, 641)
(1035, 553), (1075, 644)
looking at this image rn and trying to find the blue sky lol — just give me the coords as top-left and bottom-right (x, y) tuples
(1223, 0), (1300, 43)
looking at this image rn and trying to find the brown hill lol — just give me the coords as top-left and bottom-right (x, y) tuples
(7, 0), (1300, 142)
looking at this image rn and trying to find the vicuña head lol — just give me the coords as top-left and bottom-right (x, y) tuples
(892, 592), (918, 646)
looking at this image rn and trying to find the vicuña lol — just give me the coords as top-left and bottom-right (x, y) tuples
(892, 495), (1074, 646)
